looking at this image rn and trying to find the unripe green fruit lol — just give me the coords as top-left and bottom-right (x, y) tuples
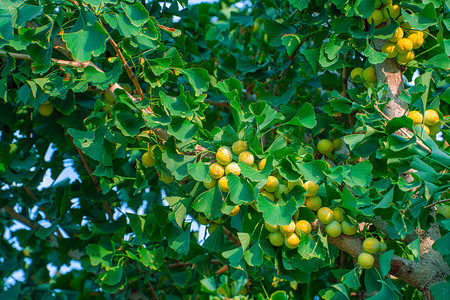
(268, 231), (284, 247)
(265, 222), (279, 232)
(333, 207), (344, 222)
(287, 178), (303, 192)
(379, 241), (387, 253)
(264, 176), (280, 193)
(332, 139), (343, 151)
(358, 252), (375, 269)
(305, 196), (322, 211)
(280, 220), (296, 235)
(216, 146), (232, 165)
(397, 50), (414, 65)
(218, 177), (229, 193)
(122, 84), (133, 94)
(374, 0), (382, 9)
(142, 151), (156, 167)
(317, 207), (334, 224)
(225, 162), (241, 176)
(303, 180), (319, 197)
(104, 91), (115, 104)
(261, 191), (276, 202)
(396, 38), (413, 54)
(389, 27), (404, 43)
(317, 139), (333, 155)
(382, 0), (392, 4)
(341, 220), (357, 235)
(209, 163), (225, 179)
(295, 220), (312, 236)
(232, 140), (248, 155)
(407, 111), (423, 126)
(325, 221), (342, 237)
(382, 42), (398, 58)
(367, 10), (383, 26)
(284, 233), (300, 249)
(38, 103), (54, 117)
(424, 109), (439, 126)
(437, 206), (450, 218)
(428, 124), (441, 136)
(274, 184), (287, 199)
(198, 215), (210, 225)
(362, 67), (377, 84)
(159, 171), (175, 184)
(363, 237), (380, 254)
(238, 151), (254, 166)
(350, 68), (364, 83)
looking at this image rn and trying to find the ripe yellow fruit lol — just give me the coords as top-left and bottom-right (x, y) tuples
(209, 163), (225, 179)
(428, 124), (441, 136)
(238, 151), (255, 166)
(437, 206), (450, 218)
(407, 111), (423, 126)
(305, 196), (322, 211)
(382, 4), (400, 19)
(280, 220), (296, 235)
(142, 151), (156, 167)
(284, 233), (300, 249)
(362, 66), (377, 84)
(38, 103), (54, 117)
(325, 221), (342, 237)
(419, 125), (431, 135)
(363, 237), (380, 254)
(216, 146), (233, 165)
(382, 42), (398, 58)
(258, 158), (266, 170)
(260, 191), (276, 202)
(424, 109), (439, 126)
(225, 162), (241, 176)
(231, 140), (248, 155)
(407, 32), (424, 49)
(274, 184), (287, 199)
(332, 139), (343, 151)
(397, 50), (415, 65)
(358, 252), (375, 269)
(379, 241), (387, 253)
(389, 27), (404, 43)
(265, 222), (279, 232)
(317, 207), (334, 224)
(159, 171), (175, 184)
(295, 220), (312, 236)
(264, 176), (280, 193)
(333, 207), (344, 222)
(350, 67), (364, 83)
(287, 178), (303, 192)
(396, 38), (413, 54)
(218, 177), (230, 193)
(341, 220), (357, 235)
(268, 231), (284, 247)
(229, 205), (240, 216)
(317, 139), (333, 155)
(303, 180), (319, 197)
(367, 10), (384, 26)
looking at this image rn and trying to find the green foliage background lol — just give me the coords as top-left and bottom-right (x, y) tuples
(0, 0), (449, 299)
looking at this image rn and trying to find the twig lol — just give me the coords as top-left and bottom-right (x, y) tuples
(2, 205), (36, 229)
(206, 99), (230, 107)
(374, 105), (432, 153)
(70, 138), (114, 221)
(342, 52), (349, 97)
(0, 50), (103, 72)
(424, 199), (450, 209)
(223, 227), (241, 247)
(148, 280), (159, 300)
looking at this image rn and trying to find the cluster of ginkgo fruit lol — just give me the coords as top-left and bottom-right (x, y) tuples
(366, 0), (429, 65)
(407, 109), (441, 137)
(358, 237), (387, 269)
(141, 144), (176, 184)
(349, 65), (378, 88)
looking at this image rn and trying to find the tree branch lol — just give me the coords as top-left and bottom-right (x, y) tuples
(424, 199), (450, 209)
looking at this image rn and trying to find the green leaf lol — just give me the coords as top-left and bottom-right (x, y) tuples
(166, 196), (192, 228)
(364, 44), (388, 64)
(128, 213), (146, 241)
(244, 243), (263, 266)
(401, 4), (438, 30)
(433, 232), (450, 256)
(355, 0), (375, 18)
(122, 1), (148, 27)
(192, 185), (223, 220)
(257, 194), (296, 226)
(430, 281), (450, 300)
(286, 102), (317, 128)
(263, 20), (296, 47)
(227, 173), (254, 204)
(287, 0), (311, 12)
(178, 68), (210, 96)
(114, 104), (145, 136)
(162, 152), (196, 181)
(187, 161), (209, 182)
(63, 21), (108, 62)
(86, 237), (115, 268)
(222, 247), (244, 268)
(379, 250), (394, 277)
(281, 34), (302, 57)
(99, 266), (123, 286)
(319, 284), (349, 300)
(270, 291), (288, 300)
(344, 161), (372, 187)
(0, 8), (14, 41)
(139, 246), (164, 270)
(406, 238), (420, 262)
(249, 101), (285, 131)
(296, 160), (327, 183)
(167, 117), (199, 142)
(17, 5), (43, 28)
(35, 223), (57, 239)
(341, 268), (361, 289)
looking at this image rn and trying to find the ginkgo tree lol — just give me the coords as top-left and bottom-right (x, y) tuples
(1, 0), (449, 299)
